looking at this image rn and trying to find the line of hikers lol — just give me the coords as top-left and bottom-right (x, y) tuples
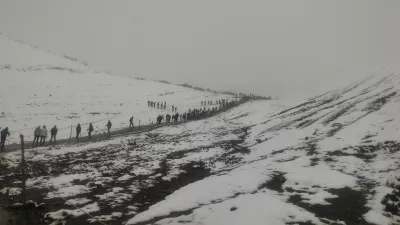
(0, 98), (252, 150)
(201, 99), (231, 106)
(30, 120), (113, 146)
(155, 99), (240, 125)
(75, 120), (113, 142)
(0, 116), (131, 150)
(148, 101), (178, 112)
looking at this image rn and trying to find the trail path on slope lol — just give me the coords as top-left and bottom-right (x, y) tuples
(0, 106), (236, 153)
(1, 122), (167, 153)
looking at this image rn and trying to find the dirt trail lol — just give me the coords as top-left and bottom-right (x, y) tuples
(0, 101), (251, 153)
(1, 122), (168, 153)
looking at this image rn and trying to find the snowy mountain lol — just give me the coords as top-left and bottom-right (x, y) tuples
(0, 35), (233, 143)
(1, 34), (400, 225)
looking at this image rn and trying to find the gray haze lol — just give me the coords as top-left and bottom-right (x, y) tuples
(1, 0), (400, 97)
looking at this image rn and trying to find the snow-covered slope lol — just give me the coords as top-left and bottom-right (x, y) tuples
(0, 35), (232, 143)
(123, 74), (400, 225)
(2, 34), (400, 225)
(2, 73), (400, 225)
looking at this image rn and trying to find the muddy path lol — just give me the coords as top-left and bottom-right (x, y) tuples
(1, 104), (242, 153)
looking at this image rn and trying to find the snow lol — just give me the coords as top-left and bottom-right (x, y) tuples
(300, 190), (338, 205)
(364, 186), (393, 225)
(46, 185), (90, 199)
(0, 34), (233, 143)
(46, 202), (100, 219)
(3, 35), (400, 225)
(142, 191), (321, 225)
(0, 187), (22, 196)
(127, 160), (272, 224)
(364, 211), (391, 225)
(283, 162), (357, 189)
(117, 174), (132, 181)
(65, 198), (92, 206)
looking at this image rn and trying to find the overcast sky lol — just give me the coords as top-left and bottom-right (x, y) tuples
(1, 0), (399, 97)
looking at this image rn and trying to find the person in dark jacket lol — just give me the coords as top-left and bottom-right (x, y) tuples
(33, 126), (41, 146)
(0, 127), (10, 150)
(49, 125), (58, 144)
(174, 113), (179, 123)
(88, 123), (94, 139)
(106, 120), (112, 134)
(157, 115), (164, 125)
(129, 116), (134, 128)
(76, 124), (81, 141)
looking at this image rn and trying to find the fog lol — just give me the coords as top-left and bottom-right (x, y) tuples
(1, 0), (400, 97)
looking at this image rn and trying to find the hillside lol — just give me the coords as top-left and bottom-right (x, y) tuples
(0, 35), (233, 143)
(1, 35), (400, 225)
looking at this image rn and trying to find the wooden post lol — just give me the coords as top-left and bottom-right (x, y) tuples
(69, 125), (72, 142)
(20, 134), (27, 204)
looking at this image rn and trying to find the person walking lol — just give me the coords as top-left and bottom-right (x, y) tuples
(40, 125), (47, 146)
(88, 123), (94, 139)
(76, 123), (81, 141)
(33, 126), (41, 146)
(106, 120), (112, 134)
(129, 116), (134, 128)
(49, 125), (58, 144)
(0, 127), (10, 150)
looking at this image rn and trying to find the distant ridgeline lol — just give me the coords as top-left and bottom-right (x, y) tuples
(147, 79), (273, 101)
(0, 33), (89, 67)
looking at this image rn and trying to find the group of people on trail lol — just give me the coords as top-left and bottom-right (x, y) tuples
(165, 113), (180, 123)
(75, 120), (112, 142)
(154, 99), (241, 125)
(148, 101), (167, 110)
(33, 125), (58, 146)
(201, 100), (215, 106)
(148, 100), (178, 112)
(0, 97), (253, 150)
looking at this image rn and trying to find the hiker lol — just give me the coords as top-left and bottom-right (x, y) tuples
(88, 123), (94, 139)
(129, 116), (134, 128)
(33, 126), (41, 146)
(164, 102), (166, 110)
(157, 115), (164, 125)
(0, 127), (10, 150)
(201, 101), (203, 106)
(50, 125), (58, 144)
(157, 102), (160, 108)
(147, 100), (150, 106)
(106, 120), (112, 134)
(40, 125), (47, 146)
(174, 113), (179, 123)
(76, 123), (81, 141)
